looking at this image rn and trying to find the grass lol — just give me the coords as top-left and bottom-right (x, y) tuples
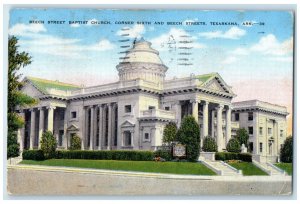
(21, 159), (217, 175)
(275, 163), (293, 175)
(228, 162), (268, 176)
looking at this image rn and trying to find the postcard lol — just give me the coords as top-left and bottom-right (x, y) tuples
(6, 8), (294, 196)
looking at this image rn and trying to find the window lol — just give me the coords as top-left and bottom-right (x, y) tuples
(58, 130), (64, 146)
(268, 128), (272, 135)
(59, 110), (65, 120)
(260, 143), (263, 153)
(71, 111), (77, 119)
(124, 131), (132, 146)
(125, 105), (132, 113)
(144, 133), (149, 140)
(148, 106), (155, 110)
(280, 130), (284, 137)
(248, 126), (253, 135)
(164, 106), (170, 111)
(248, 112), (253, 121)
(259, 127), (263, 135)
(235, 113), (239, 121)
(249, 142), (253, 153)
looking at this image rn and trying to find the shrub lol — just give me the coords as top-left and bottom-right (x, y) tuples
(226, 138), (241, 153)
(235, 128), (249, 147)
(154, 149), (172, 161)
(215, 152), (252, 162)
(202, 136), (218, 152)
(69, 134), (81, 150)
(40, 131), (57, 159)
(162, 122), (178, 146)
(54, 150), (155, 161)
(22, 150), (45, 161)
(280, 136), (293, 163)
(177, 115), (200, 161)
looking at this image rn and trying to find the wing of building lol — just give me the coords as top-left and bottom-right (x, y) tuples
(17, 38), (289, 162)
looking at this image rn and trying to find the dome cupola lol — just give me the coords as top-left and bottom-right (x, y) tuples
(116, 38), (168, 86)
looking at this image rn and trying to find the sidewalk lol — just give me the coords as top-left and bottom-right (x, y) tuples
(7, 164), (292, 182)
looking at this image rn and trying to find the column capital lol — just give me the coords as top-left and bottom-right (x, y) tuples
(46, 106), (56, 110)
(202, 100), (210, 105)
(190, 99), (200, 104)
(227, 104), (233, 110)
(216, 104), (224, 110)
(29, 108), (35, 112)
(38, 107), (44, 111)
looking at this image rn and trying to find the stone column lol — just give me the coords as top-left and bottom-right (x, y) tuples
(211, 110), (215, 137)
(216, 105), (224, 152)
(111, 104), (116, 148)
(89, 106), (94, 150)
(274, 120), (278, 156)
(82, 107), (88, 150)
(201, 101), (209, 148)
(173, 101), (182, 128)
(225, 105), (232, 145)
(30, 109), (36, 149)
(47, 106), (55, 133)
(38, 107), (44, 149)
(191, 100), (199, 122)
(98, 105), (103, 150)
(63, 108), (68, 149)
(107, 103), (112, 150)
(130, 131), (134, 147)
(18, 110), (25, 151)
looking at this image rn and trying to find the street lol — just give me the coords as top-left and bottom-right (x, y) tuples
(7, 165), (292, 196)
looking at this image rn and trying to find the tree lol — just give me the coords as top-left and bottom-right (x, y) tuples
(235, 128), (249, 147)
(226, 138), (241, 153)
(202, 136), (218, 152)
(280, 136), (293, 163)
(69, 134), (81, 150)
(8, 36), (35, 158)
(40, 131), (57, 159)
(177, 115), (200, 161)
(162, 122), (177, 146)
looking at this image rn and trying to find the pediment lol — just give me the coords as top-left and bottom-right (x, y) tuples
(20, 81), (44, 98)
(67, 124), (79, 131)
(203, 75), (233, 94)
(121, 120), (135, 127)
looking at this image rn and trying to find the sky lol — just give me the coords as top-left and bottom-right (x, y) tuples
(8, 9), (294, 134)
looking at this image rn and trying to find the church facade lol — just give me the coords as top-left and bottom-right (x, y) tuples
(17, 39), (288, 161)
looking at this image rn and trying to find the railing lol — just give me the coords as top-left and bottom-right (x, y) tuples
(163, 77), (200, 90)
(233, 100), (287, 113)
(46, 88), (73, 96)
(141, 109), (176, 119)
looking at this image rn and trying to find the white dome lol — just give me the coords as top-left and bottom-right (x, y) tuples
(122, 38), (164, 65)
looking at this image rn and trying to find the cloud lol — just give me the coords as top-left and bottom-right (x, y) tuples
(221, 56), (237, 65)
(269, 56), (293, 63)
(199, 26), (246, 39)
(9, 23), (46, 36)
(70, 24), (80, 28)
(230, 48), (249, 55)
(117, 24), (145, 38)
(150, 28), (205, 51)
(250, 34), (293, 56)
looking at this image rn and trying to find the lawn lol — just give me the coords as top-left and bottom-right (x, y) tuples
(275, 163), (293, 175)
(21, 159), (217, 175)
(228, 162), (268, 176)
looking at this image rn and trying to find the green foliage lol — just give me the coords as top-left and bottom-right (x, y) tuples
(177, 115), (200, 161)
(7, 36), (35, 158)
(69, 134), (81, 150)
(40, 131), (57, 159)
(162, 122), (178, 145)
(215, 152), (252, 162)
(22, 150), (45, 161)
(202, 136), (218, 152)
(280, 136), (293, 163)
(235, 128), (249, 147)
(23, 150), (155, 161)
(226, 138), (241, 153)
(154, 149), (173, 161)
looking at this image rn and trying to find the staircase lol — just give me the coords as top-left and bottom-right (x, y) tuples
(201, 160), (242, 176)
(252, 160), (285, 176)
